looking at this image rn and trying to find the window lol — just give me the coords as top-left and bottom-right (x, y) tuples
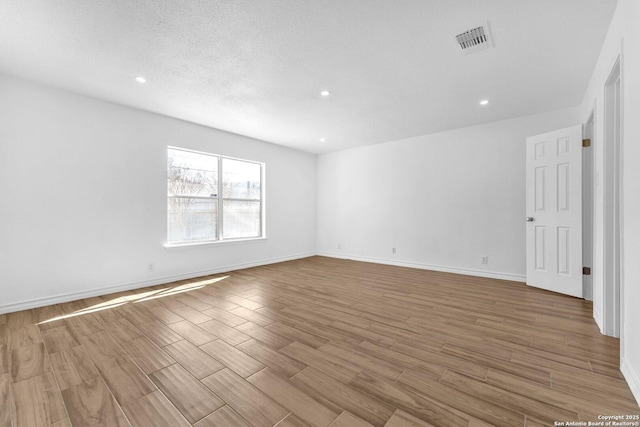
(167, 147), (264, 245)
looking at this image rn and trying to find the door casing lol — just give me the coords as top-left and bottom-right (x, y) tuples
(603, 57), (622, 338)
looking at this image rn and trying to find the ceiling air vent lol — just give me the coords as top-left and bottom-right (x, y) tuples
(455, 22), (492, 55)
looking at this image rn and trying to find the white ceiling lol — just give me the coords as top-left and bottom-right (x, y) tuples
(0, 1), (617, 154)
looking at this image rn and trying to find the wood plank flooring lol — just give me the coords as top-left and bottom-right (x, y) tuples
(0, 256), (638, 426)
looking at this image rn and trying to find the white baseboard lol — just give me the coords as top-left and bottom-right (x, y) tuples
(621, 357), (640, 406)
(593, 307), (604, 334)
(317, 252), (526, 282)
(0, 252), (315, 315)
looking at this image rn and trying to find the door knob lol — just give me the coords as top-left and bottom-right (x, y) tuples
(525, 217), (535, 222)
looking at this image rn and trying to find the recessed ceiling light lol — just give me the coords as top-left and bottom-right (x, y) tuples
(320, 90), (331, 97)
(479, 99), (489, 105)
(319, 138), (326, 143)
(135, 76), (147, 84)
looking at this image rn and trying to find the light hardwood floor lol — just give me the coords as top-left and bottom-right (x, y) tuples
(0, 256), (638, 426)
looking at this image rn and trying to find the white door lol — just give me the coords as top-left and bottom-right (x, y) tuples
(526, 125), (583, 298)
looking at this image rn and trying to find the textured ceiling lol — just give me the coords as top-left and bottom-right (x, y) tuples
(0, 0), (617, 154)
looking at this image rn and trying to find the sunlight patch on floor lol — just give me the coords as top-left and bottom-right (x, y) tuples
(37, 275), (230, 324)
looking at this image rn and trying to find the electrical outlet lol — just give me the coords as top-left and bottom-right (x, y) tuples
(147, 262), (155, 272)
(481, 256), (488, 265)
(338, 243), (342, 249)
(392, 247), (397, 254)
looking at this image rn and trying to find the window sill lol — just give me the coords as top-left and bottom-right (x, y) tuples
(164, 237), (268, 250)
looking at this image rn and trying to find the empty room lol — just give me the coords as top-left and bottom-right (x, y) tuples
(1, 1), (640, 426)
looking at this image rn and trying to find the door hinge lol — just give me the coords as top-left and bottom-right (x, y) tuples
(583, 267), (591, 275)
(582, 139), (591, 148)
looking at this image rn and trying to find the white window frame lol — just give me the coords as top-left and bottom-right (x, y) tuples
(166, 146), (265, 247)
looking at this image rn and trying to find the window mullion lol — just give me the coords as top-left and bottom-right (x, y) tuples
(168, 195), (218, 200)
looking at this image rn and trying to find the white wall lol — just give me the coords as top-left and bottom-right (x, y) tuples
(579, 0), (640, 404)
(0, 75), (317, 314)
(317, 107), (579, 281)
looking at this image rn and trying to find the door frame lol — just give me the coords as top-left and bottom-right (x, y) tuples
(582, 111), (594, 301)
(602, 56), (622, 338)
